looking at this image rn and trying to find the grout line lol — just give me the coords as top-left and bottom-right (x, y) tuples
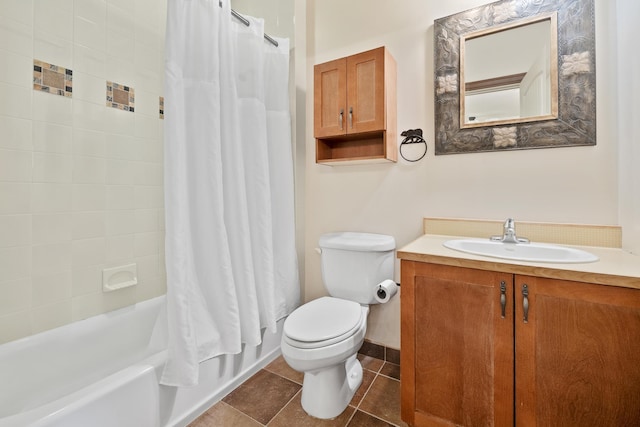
(265, 388), (302, 426)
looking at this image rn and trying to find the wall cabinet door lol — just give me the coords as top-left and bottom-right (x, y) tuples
(400, 261), (514, 427)
(314, 57), (347, 138)
(514, 275), (640, 427)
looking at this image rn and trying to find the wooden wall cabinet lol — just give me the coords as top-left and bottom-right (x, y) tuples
(314, 47), (397, 164)
(401, 260), (640, 427)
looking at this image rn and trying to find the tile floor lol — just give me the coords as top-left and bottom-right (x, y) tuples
(189, 352), (408, 427)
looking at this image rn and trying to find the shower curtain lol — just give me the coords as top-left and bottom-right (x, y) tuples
(162, 0), (299, 387)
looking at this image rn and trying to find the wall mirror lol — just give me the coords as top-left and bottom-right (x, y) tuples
(434, 0), (595, 155)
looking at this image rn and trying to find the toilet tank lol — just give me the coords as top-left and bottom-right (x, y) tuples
(318, 232), (395, 304)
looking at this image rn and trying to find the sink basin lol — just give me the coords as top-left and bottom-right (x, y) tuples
(443, 239), (599, 263)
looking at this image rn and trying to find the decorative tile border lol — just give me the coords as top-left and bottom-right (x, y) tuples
(33, 60), (72, 97)
(159, 96), (164, 119)
(106, 81), (135, 112)
(358, 340), (400, 364)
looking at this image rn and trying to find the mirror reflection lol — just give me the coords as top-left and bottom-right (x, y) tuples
(461, 14), (558, 128)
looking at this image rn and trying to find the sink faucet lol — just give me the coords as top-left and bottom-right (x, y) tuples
(491, 218), (529, 244)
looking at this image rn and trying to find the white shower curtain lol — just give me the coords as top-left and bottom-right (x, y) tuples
(162, 0), (299, 387)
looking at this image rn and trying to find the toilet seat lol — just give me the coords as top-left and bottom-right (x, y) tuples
(284, 297), (364, 349)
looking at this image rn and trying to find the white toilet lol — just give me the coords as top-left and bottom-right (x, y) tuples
(281, 232), (396, 419)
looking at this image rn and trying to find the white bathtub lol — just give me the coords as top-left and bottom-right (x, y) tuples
(0, 296), (283, 427)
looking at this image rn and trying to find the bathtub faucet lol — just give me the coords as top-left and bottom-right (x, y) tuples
(491, 218), (529, 244)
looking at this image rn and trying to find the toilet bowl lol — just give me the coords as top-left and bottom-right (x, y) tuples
(280, 231), (397, 419)
(281, 296), (369, 419)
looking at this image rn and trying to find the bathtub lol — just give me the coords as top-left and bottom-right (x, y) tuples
(0, 296), (284, 427)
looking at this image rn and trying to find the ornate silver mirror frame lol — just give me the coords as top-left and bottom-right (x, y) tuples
(434, 0), (596, 155)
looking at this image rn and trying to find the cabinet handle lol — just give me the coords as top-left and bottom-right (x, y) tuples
(500, 281), (506, 318)
(339, 109), (344, 130)
(522, 284), (529, 323)
(349, 107), (353, 129)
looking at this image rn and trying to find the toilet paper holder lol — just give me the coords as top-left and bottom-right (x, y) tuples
(375, 280), (400, 303)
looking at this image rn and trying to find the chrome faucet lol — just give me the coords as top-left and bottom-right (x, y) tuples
(491, 218), (529, 244)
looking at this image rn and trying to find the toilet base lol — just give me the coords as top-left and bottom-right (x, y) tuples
(300, 354), (363, 419)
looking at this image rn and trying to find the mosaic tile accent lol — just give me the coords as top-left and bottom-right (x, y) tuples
(106, 81), (135, 112)
(33, 60), (72, 97)
(159, 96), (164, 119)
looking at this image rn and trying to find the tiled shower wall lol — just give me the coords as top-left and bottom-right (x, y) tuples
(0, 0), (167, 344)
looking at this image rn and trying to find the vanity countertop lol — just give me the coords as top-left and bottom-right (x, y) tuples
(398, 234), (640, 290)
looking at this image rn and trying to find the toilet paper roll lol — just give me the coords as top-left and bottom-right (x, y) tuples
(374, 279), (398, 303)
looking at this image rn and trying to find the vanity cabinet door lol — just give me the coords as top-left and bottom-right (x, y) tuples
(401, 261), (514, 427)
(514, 276), (640, 427)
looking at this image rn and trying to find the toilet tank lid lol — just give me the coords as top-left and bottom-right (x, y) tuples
(319, 232), (395, 252)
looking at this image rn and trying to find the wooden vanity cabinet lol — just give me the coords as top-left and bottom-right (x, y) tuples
(401, 260), (640, 427)
(314, 46), (397, 164)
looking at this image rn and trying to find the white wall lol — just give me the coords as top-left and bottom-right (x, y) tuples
(0, 0), (167, 344)
(304, 0), (622, 349)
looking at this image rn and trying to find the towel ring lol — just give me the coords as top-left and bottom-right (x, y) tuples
(399, 129), (427, 162)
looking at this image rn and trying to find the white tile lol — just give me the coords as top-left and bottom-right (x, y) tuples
(34, 0), (73, 41)
(106, 134), (136, 160)
(32, 152), (73, 183)
(74, 0), (106, 24)
(135, 66), (162, 93)
(33, 121), (72, 154)
(0, 245), (30, 282)
(0, 15), (33, 55)
(0, 49), (31, 87)
(105, 234), (133, 262)
(132, 137), (162, 163)
(32, 241), (72, 276)
(0, 214), (31, 247)
(0, 83), (32, 120)
(0, 182), (31, 214)
(104, 101), (135, 135)
(135, 21), (160, 50)
(135, 253), (159, 284)
(73, 155), (106, 184)
(71, 291), (103, 321)
(158, 209), (165, 230)
(32, 183), (72, 213)
(73, 44), (106, 78)
(107, 0), (133, 14)
(106, 185), (135, 210)
(72, 237), (105, 268)
(0, 149), (32, 182)
(30, 299), (72, 334)
(0, 116), (32, 151)
(72, 72), (105, 105)
(72, 211), (105, 239)
(31, 270), (72, 306)
(0, 310), (32, 344)
(73, 99), (105, 131)
(72, 183), (106, 211)
(105, 209), (134, 235)
(134, 209), (158, 233)
(0, 277), (31, 316)
(0, 0), (34, 27)
(74, 15), (106, 52)
(102, 284), (136, 312)
(106, 158), (135, 184)
(134, 231), (157, 257)
(134, 43), (160, 72)
(134, 186), (163, 209)
(72, 265), (101, 296)
(34, 30), (73, 70)
(73, 128), (106, 157)
(32, 213), (72, 244)
(105, 56), (134, 90)
(107, 27), (134, 61)
(32, 91), (73, 126)
(106, 3), (134, 36)
(133, 89), (157, 118)
(135, 115), (159, 139)
(133, 162), (162, 186)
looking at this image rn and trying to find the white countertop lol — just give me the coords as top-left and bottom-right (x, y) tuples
(398, 234), (640, 289)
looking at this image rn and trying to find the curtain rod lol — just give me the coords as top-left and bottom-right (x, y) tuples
(219, 1), (279, 47)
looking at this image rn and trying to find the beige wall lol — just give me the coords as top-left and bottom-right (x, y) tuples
(304, 0), (624, 349)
